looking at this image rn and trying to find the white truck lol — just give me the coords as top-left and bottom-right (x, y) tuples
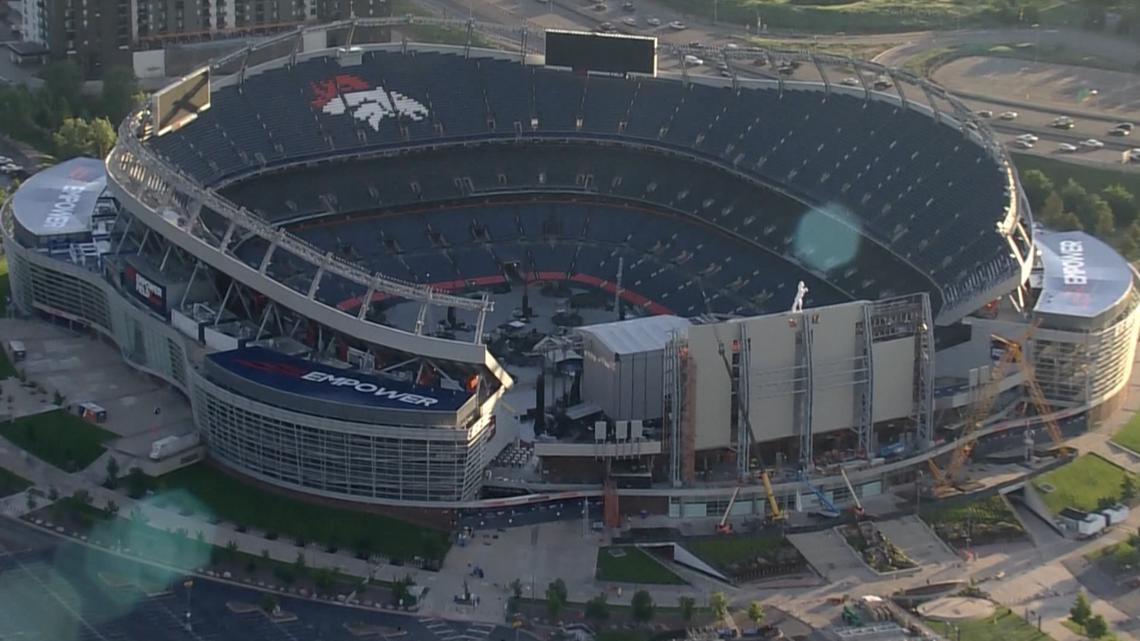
(149, 433), (200, 460)
(1060, 507), (1107, 539)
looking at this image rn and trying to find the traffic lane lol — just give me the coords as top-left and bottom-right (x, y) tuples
(961, 98), (1137, 140)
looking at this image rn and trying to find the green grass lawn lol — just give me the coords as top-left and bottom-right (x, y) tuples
(595, 546), (686, 585)
(0, 410), (116, 471)
(152, 464), (451, 563)
(647, 0), (1078, 33)
(1032, 454), (1137, 514)
(1111, 411), (1140, 455)
(926, 607), (1055, 641)
(684, 536), (790, 569)
(0, 466), (32, 497)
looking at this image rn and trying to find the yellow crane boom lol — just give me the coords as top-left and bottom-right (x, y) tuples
(761, 470), (784, 521)
(929, 322), (1053, 492)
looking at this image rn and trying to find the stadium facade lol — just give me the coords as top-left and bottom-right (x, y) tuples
(4, 22), (1138, 516)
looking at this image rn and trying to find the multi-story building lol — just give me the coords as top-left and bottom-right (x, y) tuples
(26, 0), (389, 76)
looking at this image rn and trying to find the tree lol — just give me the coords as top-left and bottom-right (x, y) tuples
(1061, 179), (1089, 213)
(1020, 170), (1054, 211)
(225, 540), (239, 563)
(1085, 613), (1108, 639)
(1123, 475), (1137, 501)
(293, 551), (307, 576)
(631, 589), (655, 623)
(105, 456), (120, 488)
(545, 589), (564, 620)
(509, 578), (523, 600)
(104, 500), (119, 518)
(1071, 590), (1092, 625)
(52, 117), (116, 159)
(1102, 184), (1138, 228)
(585, 593), (610, 621)
(260, 592), (279, 615)
(41, 60), (84, 108)
(26, 493), (37, 511)
(72, 489), (92, 505)
(126, 467), (148, 499)
(100, 66), (139, 124)
(47, 487), (59, 501)
(748, 601), (765, 626)
(1084, 194), (1116, 237)
(547, 578), (568, 604)
(710, 592), (730, 621)
(679, 596), (697, 622)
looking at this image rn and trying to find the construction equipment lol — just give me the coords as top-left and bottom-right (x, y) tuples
(927, 322), (1064, 493)
(761, 470), (785, 522)
(839, 467), (864, 518)
(716, 485), (742, 533)
(801, 476), (840, 518)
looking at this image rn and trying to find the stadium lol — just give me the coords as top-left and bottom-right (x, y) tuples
(3, 17), (1139, 522)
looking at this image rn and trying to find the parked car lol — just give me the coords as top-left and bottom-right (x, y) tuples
(621, 16), (636, 25)
(622, 1), (635, 10)
(646, 16), (661, 25)
(668, 20), (687, 30)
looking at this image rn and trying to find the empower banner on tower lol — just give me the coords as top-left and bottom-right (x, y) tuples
(206, 347), (470, 413)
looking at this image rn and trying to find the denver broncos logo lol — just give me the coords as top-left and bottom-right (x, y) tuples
(309, 74), (429, 131)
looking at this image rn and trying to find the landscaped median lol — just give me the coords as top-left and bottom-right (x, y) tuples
(1031, 454), (1138, 514)
(595, 546), (686, 585)
(683, 535), (806, 582)
(0, 409), (117, 472)
(921, 495), (1027, 550)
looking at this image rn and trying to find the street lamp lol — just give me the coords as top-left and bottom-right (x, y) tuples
(183, 579), (194, 632)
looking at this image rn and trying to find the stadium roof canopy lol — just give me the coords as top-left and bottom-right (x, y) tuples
(1034, 229), (1134, 325)
(576, 315), (691, 355)
(11, 157), (106, 237)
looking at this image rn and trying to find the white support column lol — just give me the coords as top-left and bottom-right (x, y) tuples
(358, 277), (379, 320)
(214, 282), (234, 327)
(259, 239), (279, 274)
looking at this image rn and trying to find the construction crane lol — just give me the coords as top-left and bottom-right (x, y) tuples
(839, 467), (864, 518)
(716, 485), (742, 534)
(927, 322), (1064, 493)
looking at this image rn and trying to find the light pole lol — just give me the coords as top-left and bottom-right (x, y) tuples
(183, 579), (194, 632)
(915, 471), (923, 514)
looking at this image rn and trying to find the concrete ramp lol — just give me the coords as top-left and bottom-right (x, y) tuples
(787, 529), (876, 582)
(1004, 484), (1065, 538)
(876, 516), (958, 566)
(1004, 487), (1065, 545)
(657, 543), (732, 583)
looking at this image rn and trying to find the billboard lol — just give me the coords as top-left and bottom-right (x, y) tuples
(545, 30), (657, 76)
(152, 67), (211, 136)
(207, 347), (471, 412)
(122, 264), (168, 317)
